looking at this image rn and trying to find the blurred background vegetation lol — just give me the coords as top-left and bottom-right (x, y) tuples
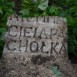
(0, 0), (77, 63)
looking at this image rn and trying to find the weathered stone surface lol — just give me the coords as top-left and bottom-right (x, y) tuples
(0, 14), (77, 77)
(0, 52), (77, 77)
(4, 14), (68, 58)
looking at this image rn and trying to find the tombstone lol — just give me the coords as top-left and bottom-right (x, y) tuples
(0, 14), (77, 77)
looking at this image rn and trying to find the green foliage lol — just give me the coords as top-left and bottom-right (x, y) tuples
(46, 6), (62, 16)
(0, 0), (15, 26)
(0, 28), (6, 58)
(0, 28), (7, 40)
(20, 0), (62, 17)
(68, 26), (77, 57)
(20, 0), (49, 17)
(0, 0), (15, 58)
(51, 66), (62, 77)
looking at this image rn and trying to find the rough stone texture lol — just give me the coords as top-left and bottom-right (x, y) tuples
(0, 52), (77, 77)
(0, 14), (77, 77)
(4, 14), (68, 58)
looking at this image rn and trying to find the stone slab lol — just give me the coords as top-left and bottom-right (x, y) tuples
(0, 14), (77, 77)
(4, 14), (68, 59)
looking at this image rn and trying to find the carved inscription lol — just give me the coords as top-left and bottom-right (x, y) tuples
(4, 16), (67, 57)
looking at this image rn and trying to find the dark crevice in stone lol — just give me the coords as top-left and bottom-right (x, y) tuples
(31, 55), (51, 65)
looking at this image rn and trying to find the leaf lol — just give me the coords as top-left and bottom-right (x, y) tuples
(6, 2), (15, 7)
(0, 28), (7, 33)
(55, 71), (62, 77)
(20, 9), (30, 17)
(23, 0), (33, 4)
(0, 32), (5, 41)
(33, 0), (37, 2)
(22, 0), (35, 9)
(51, 66), (58, 74)
(48, 6), (61, 15)
(38, 0), (48, 10)
(7, 9), (14, 14)
(66, 16), (75, 26)
(59, 11), (66, 17)
(0, 9), (3, 14)
(0, 28), (6, 41)
(51, 66), (62, 77)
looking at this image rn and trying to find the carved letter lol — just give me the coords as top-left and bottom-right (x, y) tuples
(30, 41), (38, 52)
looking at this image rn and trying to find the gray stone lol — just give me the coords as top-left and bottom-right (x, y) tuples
(0, 14), (77, 77)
